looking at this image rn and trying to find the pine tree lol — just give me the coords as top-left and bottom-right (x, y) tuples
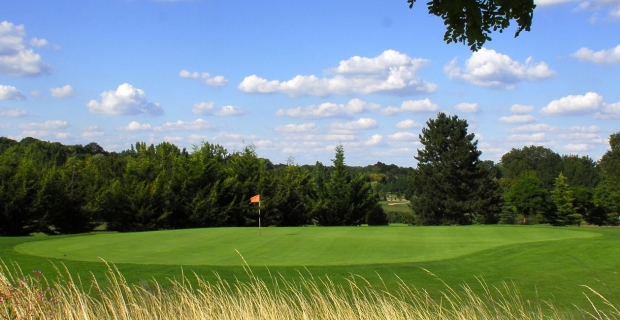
(551, 172), (578, 226)
(410, 113), (494, 225)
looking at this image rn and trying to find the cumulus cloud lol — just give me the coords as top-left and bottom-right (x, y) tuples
(498, 115), (537, 124)
(507, 123), (556, 133)
(507, 132), (547, 142)
(0, 106), (28, 117)
(179, 69), (229, 86)
(562, 143), (595, 152)
(380, 99), (440, 115)
(153, 119), (216, 132)
(0, 84), (26, 100)
(274, 123), (318, 133)
(388, 132), (418, 141)
(510, 104), (534, 113)
(192, 102), (215, 115)
(594, 101), (620, 119)
(120, 121), (152, 131)
(216, 105), (245, 116)
(540, 92), (602, 115)
(50, 85), (75, 98)
(238, 50), (437, 97)
(19, 120), (69, 137)
(572, 45), (620, 64)
(444, 48), (555, 89)
(327, 118), (378, 133)
(30, 90), (41, 97)
(455, 102), (479, 113)
(86, 83), (163, 116)
(396, 119), (423, 129)
(276, 98), (380, 119)
(0, 21), (51, 77)
(29, 37), (48, 47)
(535, 0), (577, 5)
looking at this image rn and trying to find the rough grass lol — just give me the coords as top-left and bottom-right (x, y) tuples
(1, 259), (618, 319)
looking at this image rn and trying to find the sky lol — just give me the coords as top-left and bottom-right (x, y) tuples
(1, 0), (619, 167)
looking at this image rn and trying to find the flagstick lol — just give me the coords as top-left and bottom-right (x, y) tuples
(259, 200), (261, 237)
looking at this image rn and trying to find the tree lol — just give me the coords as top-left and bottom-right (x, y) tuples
(410, 112), (497, 225)
(501, 146), (562, 190)
(551, 172), (579, 226)
(593, 132), (620, 226)
(408, 0), (535, 51)
(312, 145), (381, 226)
(504, 172), (547, 224)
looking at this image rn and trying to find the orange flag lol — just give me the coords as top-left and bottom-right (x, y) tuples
(250, 194), (260, 203)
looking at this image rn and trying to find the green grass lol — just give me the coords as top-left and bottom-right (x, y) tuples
(2, 225), (620, 316)
(15, 226), (595, 265)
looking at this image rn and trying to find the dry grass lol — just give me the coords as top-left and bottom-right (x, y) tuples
(0, 259), (618, 320)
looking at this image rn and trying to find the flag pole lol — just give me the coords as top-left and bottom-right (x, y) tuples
(259, 200), (261, 237)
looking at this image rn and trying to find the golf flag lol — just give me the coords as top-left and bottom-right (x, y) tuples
(250, 194), (260, 203)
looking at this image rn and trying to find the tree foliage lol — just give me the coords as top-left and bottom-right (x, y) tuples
(410, 113), (500, 225)
(408, 0), (536, 50)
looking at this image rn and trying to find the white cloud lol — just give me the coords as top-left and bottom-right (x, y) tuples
(556, 132), (604, 143)
(535, 0), (578, 5)
(50, 85), (75, 98)
(498, 115), (537, 124)
(18, 120), (68, 130)
(388, 132), (418, 141)
(573, 45), (620, 64)
(86, 83), (163, 116)
(396, 119), (423, 129)
(507, 132), (547, 142)
(179, 69), (229, 86)
(238, 50), (437, 97)
(444, 48), (556, 89)
(380, 99), (440, 115)
(121, 121), (152, 131)
(0, 107), (28, 117)
(216, 105), (245, 116)
(154, 119), (216, 132)
(562, 143), (595, 152)
(508, 123), (556, 133)
(455, 102), (479, 113)
(327, 118), (377, 133)
(540, 92), (602, 115)
(30, 90), (41, 97)
(274, 123), (318, 133)
(595, 101), (620, 119)
(275, 98), (380, 119)
(510, 104), (534, 113)
(29, 37), (48, 47)
(0, 21), (51, 77)
(192, 102), (215, 115)
(0, 84), (26, 100)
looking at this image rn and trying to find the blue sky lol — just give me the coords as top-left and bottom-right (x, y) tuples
(1, 0), (619, 166)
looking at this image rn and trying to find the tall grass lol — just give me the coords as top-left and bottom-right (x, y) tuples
(0, 260), (618, 319)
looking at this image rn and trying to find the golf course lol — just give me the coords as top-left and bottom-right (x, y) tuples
(3, 224), (620, 318)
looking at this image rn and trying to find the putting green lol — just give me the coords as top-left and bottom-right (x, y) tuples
(15, 226), (597, 266)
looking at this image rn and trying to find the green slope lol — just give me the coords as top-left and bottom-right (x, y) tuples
(15, 225), (596, 266)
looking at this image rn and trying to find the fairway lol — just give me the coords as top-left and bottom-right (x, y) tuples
(15, 226), (597, 266)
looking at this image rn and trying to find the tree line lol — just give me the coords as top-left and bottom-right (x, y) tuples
(409, 113), (620, 227)
(1, 112), (618, 235)
(0, 137), (387, 236)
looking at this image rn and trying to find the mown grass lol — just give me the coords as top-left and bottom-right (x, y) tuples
(1, 225), (619, 317)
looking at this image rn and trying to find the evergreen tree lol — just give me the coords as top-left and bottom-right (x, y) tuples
(409, 113), (493, 225)
(593, 132), (620, 225)
(551, 172), (578, 226)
